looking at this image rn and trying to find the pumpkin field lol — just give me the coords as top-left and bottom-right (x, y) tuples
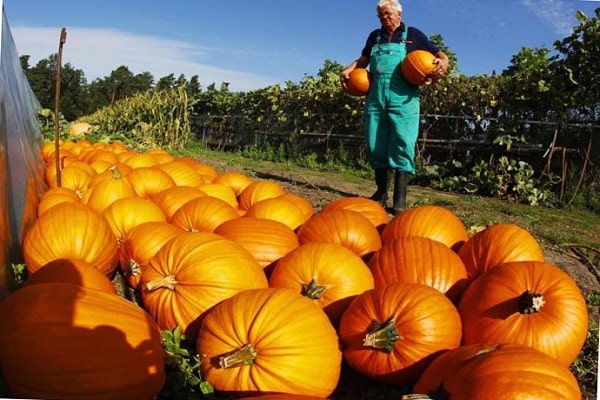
(0, 138), (597, 400)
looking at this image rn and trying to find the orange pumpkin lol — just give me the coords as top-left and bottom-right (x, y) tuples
(83, 165), (135, 213)
(401, 49), (436, 85)
(412, 342), (581, 399)
(296, 209), (382, 259)
(457, 223), (545, 280)
(126, 166), (176, 199)
(157, 159), (205, 187)
(140, 232), (269, 337)
(0, 282), (166, 400)
(102, 196), (167, 243)
(197, 287), (342, 398)
(368, 236), (468, 304)
(198, 182), (239, 209)
(269, 242), (374, 326)
(345, 68), (371, 96)
(150, 186), (206, 220)
(458, 260), (588, 367)
(245, 196), (309, 231)
(37, 187), (81, 216)
(119, 221), (182, 289)
(380, 205), (469, 251)
(25, 258), (117, 294)
(238, 180), (286, 211)
(338, 282), (462, 386)
(321, 196), (388, 230)
(277, 192), (315, 220)
(214, 217), (299, 271)
(169, 196), (240, 232)
(23, 202), (119, 277)
(212, 170), (253, 196)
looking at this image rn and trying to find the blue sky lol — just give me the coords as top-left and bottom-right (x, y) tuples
(2, 0), (599, 92)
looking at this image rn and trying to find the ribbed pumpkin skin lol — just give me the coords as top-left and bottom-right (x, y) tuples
(157, 159), (205, 188)
(345, 68), (371, 96)
(102, 196), (167, 242)
(170, 196), (240, 233)
(150, 186), (206, 220)
(83, 166), (135, 213)
(338, 282), (462, 386)
(380, 205), (469, 251)
(197, 288), (342, 398)
(212, 171), (253, 196)
(0, 283), (166, 400)
(245, 197), (309, 231)
(457, 223), (545, 280)
(269, 242), (374, 326)
(321, 196), (388, 230)
(37, 187), (81, 216)
(401, 50), (436, 85)
(458, 260), (588, 367)
(412, 342), (582, 400)
(140, 232), (269, 337)
(25, 258), (117, 294)
(214, 217), (299, 269)
(23, 202), (119, 277)
(296, 209), (382, 259)
(126, 166), (176, 199)
(368, 236), (468, 304)
(238, 180), (286, 212)
(119, 221), (182, 289)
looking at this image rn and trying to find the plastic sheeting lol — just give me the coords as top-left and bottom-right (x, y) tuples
(0, 1), (45, 299)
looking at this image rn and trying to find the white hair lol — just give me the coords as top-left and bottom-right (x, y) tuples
(377, 0), (402, 13)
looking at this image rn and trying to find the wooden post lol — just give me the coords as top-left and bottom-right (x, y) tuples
(53, 27), (67, 187)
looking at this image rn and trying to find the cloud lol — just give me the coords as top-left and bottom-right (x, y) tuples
(9, 26), (279, 91)
(521, 0), (580, 36)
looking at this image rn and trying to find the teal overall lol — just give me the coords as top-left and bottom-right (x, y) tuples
(365, 30), (420, 173)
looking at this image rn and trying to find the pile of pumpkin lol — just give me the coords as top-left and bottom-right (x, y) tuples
(0, 139), (589, 399)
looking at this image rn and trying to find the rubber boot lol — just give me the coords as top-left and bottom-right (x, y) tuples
(391, 171), (410, 215)
(369, 168), (390, 206)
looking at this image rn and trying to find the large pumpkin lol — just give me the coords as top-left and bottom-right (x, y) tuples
(296, 209), (382, 259)
(83, 165), (135, 213)
(197, 287), (342, 398)
(140, 232), (269, 337)
(214, 216), (299, 271)
(321, 196), (388, 230)
(37, 186), (81, 216)
(380, 205), (469, 251)
(458, 260), (588, 366)
(338, 282), (462, 386)
(0, 282), (166, 400)
(412, 342), (581, 399)
(150, 186), (206, 220)
(212, 170), (253, 196)
(237, 180), (286, 212)
(269, 242), (374, 326)
(345, 68), (371, 96)
(169, 196), (240, 232)
(102, 196), (167, 243)
(401, 50), (436, 85)
(245, 196), (309, 231)
(23, 202), (119, 277)
(457, 223), (545, 280)
(126, 166), (176, 199)
(367, 236), (468, 304)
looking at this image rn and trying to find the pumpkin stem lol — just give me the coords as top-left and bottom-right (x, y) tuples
(301, 278), (326, 299)
(218, 343), (257, 369)
(363, 317), (401, 353)
(145, 275), (178, 291)
(518, 290), (545, 314)
(401, 395), (434, 400)
(128, 259), (141, 277)
(109, 165), (123, 179)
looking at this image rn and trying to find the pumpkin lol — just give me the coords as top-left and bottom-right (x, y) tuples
(198, 182), (239, 209)
(345, 68), (371, 96)
(338, 282), (462, 386)
(296, 209), (382, 259)
(321, 196), (388, 230)
(0, 282), (166, 400)
(412, 342), (581, 399)
(102, 196), (167, 243)
(140, 232), (269, 337)
(457, 223), (545, 280)
(25, 258), (117, 294)
(214, 217), (299, 271)
(123, 152), (170, 169)
(238, 180), (286, 211)
(23, 202), (119, 277)
(457, 260), (588, 366)
(245, 196), (309, 231)
(37, 186), (81, 216)
(237, 395), (325, 400)
(119, 221), (182, 289)
(380, 205), (469, 251)
(401, 49), (436, 85)
(212, 170), (253, 196)
(47, 163), (94, 198)
(157, 159), (205, 187)
(126, 166), (176, 199)
(83, 165), (135, 213)
(277, 192), (315, 220)
(197, 287), (342, 398)
(68, 121), (92, 136)
(150, 186), (206, 220)
(269, 242), (374, 327)
(169, 196), (240, 232)
(367, 236), (469, 304)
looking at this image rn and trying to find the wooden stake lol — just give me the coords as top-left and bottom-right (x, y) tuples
(53, 27), (67, 187)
